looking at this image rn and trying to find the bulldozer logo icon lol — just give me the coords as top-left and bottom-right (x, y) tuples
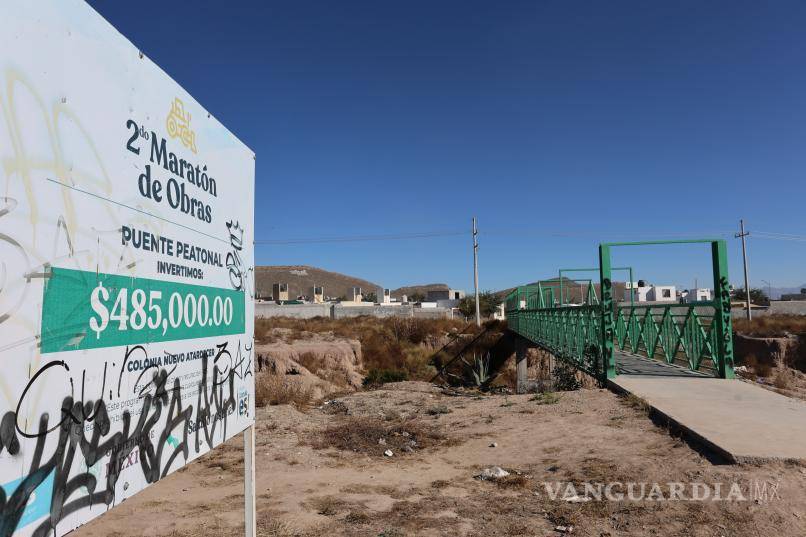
(166, 97), (197, 153)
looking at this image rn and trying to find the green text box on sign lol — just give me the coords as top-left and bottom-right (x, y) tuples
(41, 267), (245, 354)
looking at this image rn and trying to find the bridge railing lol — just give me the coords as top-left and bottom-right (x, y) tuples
(506, 285), (729, 379)
(506, 286), (604, 377)
(614, 302), (720, 373)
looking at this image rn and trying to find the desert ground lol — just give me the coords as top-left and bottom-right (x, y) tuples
(77, 381), (806, 537)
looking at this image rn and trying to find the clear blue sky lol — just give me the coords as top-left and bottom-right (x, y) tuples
(90, 0), (806, 292)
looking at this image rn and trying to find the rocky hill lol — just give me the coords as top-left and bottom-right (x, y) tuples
(391, 283), (449, 300)
(496, 277), (627, 304)
(255, 265), (381, 300)
(255, 265), (452, 301)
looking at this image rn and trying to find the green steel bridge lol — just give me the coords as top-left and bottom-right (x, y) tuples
(505, 239), (735, 381)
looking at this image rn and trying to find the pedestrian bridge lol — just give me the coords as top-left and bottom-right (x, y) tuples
(504, 239), (736, 380)
(504, 239), (806, 463)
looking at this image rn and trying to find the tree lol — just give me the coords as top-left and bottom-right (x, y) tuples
(363, 291), (377, 303)
(409, 292), (426, 303)
(458, 291), (503, 319)
(733, 287), (769, 305)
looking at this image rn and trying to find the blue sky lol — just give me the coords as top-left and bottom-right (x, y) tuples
(90, 0), (806, 292)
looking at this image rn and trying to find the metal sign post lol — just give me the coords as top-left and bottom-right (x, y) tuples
(245, 425), (257, 537)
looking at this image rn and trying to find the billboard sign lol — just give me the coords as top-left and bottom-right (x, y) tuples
(0, 1), (256, 535)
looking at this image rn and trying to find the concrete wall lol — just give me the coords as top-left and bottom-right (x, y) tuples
(413, 307), (454, 319)
(333, 304), (452, 319)
(730, 301), (806, 318)
(255, 302), (331, 319)
(769, 301), (806, 316)
(333, 304), (412, 318)
(255, 302), (453, 320)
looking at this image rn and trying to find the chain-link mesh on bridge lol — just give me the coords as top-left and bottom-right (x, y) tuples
(504, 239), (736, 380)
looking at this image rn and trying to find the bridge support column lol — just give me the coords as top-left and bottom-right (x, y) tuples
(515, 338), (530, 394)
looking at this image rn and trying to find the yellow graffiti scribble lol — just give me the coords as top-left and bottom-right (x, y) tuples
(166, 97), (197, 154)
(0, 67), (170, 410)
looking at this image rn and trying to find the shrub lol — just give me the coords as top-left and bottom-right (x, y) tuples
(402, 346), (437, 381)
(255, 374), (313, 408)
(552, 362), (582, 391)
(363, 368), (408, 386)
(530, 392), (560, 405)
(309, 416), (443, 455)
(344, 511), (370, 525)
(773, 370), (791, 390)
(743, 354), (773, 378)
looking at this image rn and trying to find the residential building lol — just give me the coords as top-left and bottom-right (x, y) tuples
(378, 288), (391, 304)
(682, 288), (712, 303)
(427, 289), (465, 301)
(272, 283), (289, 302)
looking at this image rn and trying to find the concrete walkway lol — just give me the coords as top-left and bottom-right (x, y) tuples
(610, 356), (806, 463)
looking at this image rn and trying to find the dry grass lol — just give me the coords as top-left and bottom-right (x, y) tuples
(305, 496), (344, 516)
(733, 315), (806, 337)
(742, 353), (774, 377)
(256, 316), (467, 346)
(308, 416), (446, 456)
(529, 392), (560, 405)
(256, 511), (321, 537)
(495, 474), (532, 489)
(255, 373), (314, 408)
(344, 511), (371, 525)
(295, 352), (321, 374)
(255, 316), (475, 382)
(622, 393), (651, 415)
(774, 369), (792, 390)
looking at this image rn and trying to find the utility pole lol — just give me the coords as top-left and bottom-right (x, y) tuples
(735, 219), (751, 321)
(472, 217), (481, 327)
(762, 279), (772, 305)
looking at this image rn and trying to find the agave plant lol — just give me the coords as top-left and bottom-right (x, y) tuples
(471, 352), (491, 387)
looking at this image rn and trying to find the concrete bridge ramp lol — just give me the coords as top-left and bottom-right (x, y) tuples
(611, 372), (806, 463)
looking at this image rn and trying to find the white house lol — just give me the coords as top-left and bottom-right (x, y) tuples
(647, 285), (676, 302)
(378, 288), (391, 304)
(682, 288), (712, 303)
(634, 284), (676, 303)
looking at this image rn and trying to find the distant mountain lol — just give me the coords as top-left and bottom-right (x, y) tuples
(765, 285), (806, 300)
(391, 283), (449, 300)
(254, 266), (451, 301)
(496, 277), (627, 303)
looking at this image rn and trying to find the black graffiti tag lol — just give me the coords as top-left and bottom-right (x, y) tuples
(0, 345), (239, 537)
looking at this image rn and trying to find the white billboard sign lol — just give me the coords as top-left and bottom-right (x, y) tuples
(0, 1), (256, 535)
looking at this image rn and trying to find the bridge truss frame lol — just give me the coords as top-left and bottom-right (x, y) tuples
(505, 239), (735, 381)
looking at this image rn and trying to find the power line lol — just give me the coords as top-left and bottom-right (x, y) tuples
(482, 229), (734, 238)
(254, 230), (465, 245)
(752, 231), (806, 242)
(254, 228), (737, 246)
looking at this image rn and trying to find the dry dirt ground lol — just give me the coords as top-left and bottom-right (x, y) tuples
(77, 382), (806, 537)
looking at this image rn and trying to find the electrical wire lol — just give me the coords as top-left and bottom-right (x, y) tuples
(254, 230), (466, 245)
(254, 228), (736, 245)
(751, 231), (806, 242)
